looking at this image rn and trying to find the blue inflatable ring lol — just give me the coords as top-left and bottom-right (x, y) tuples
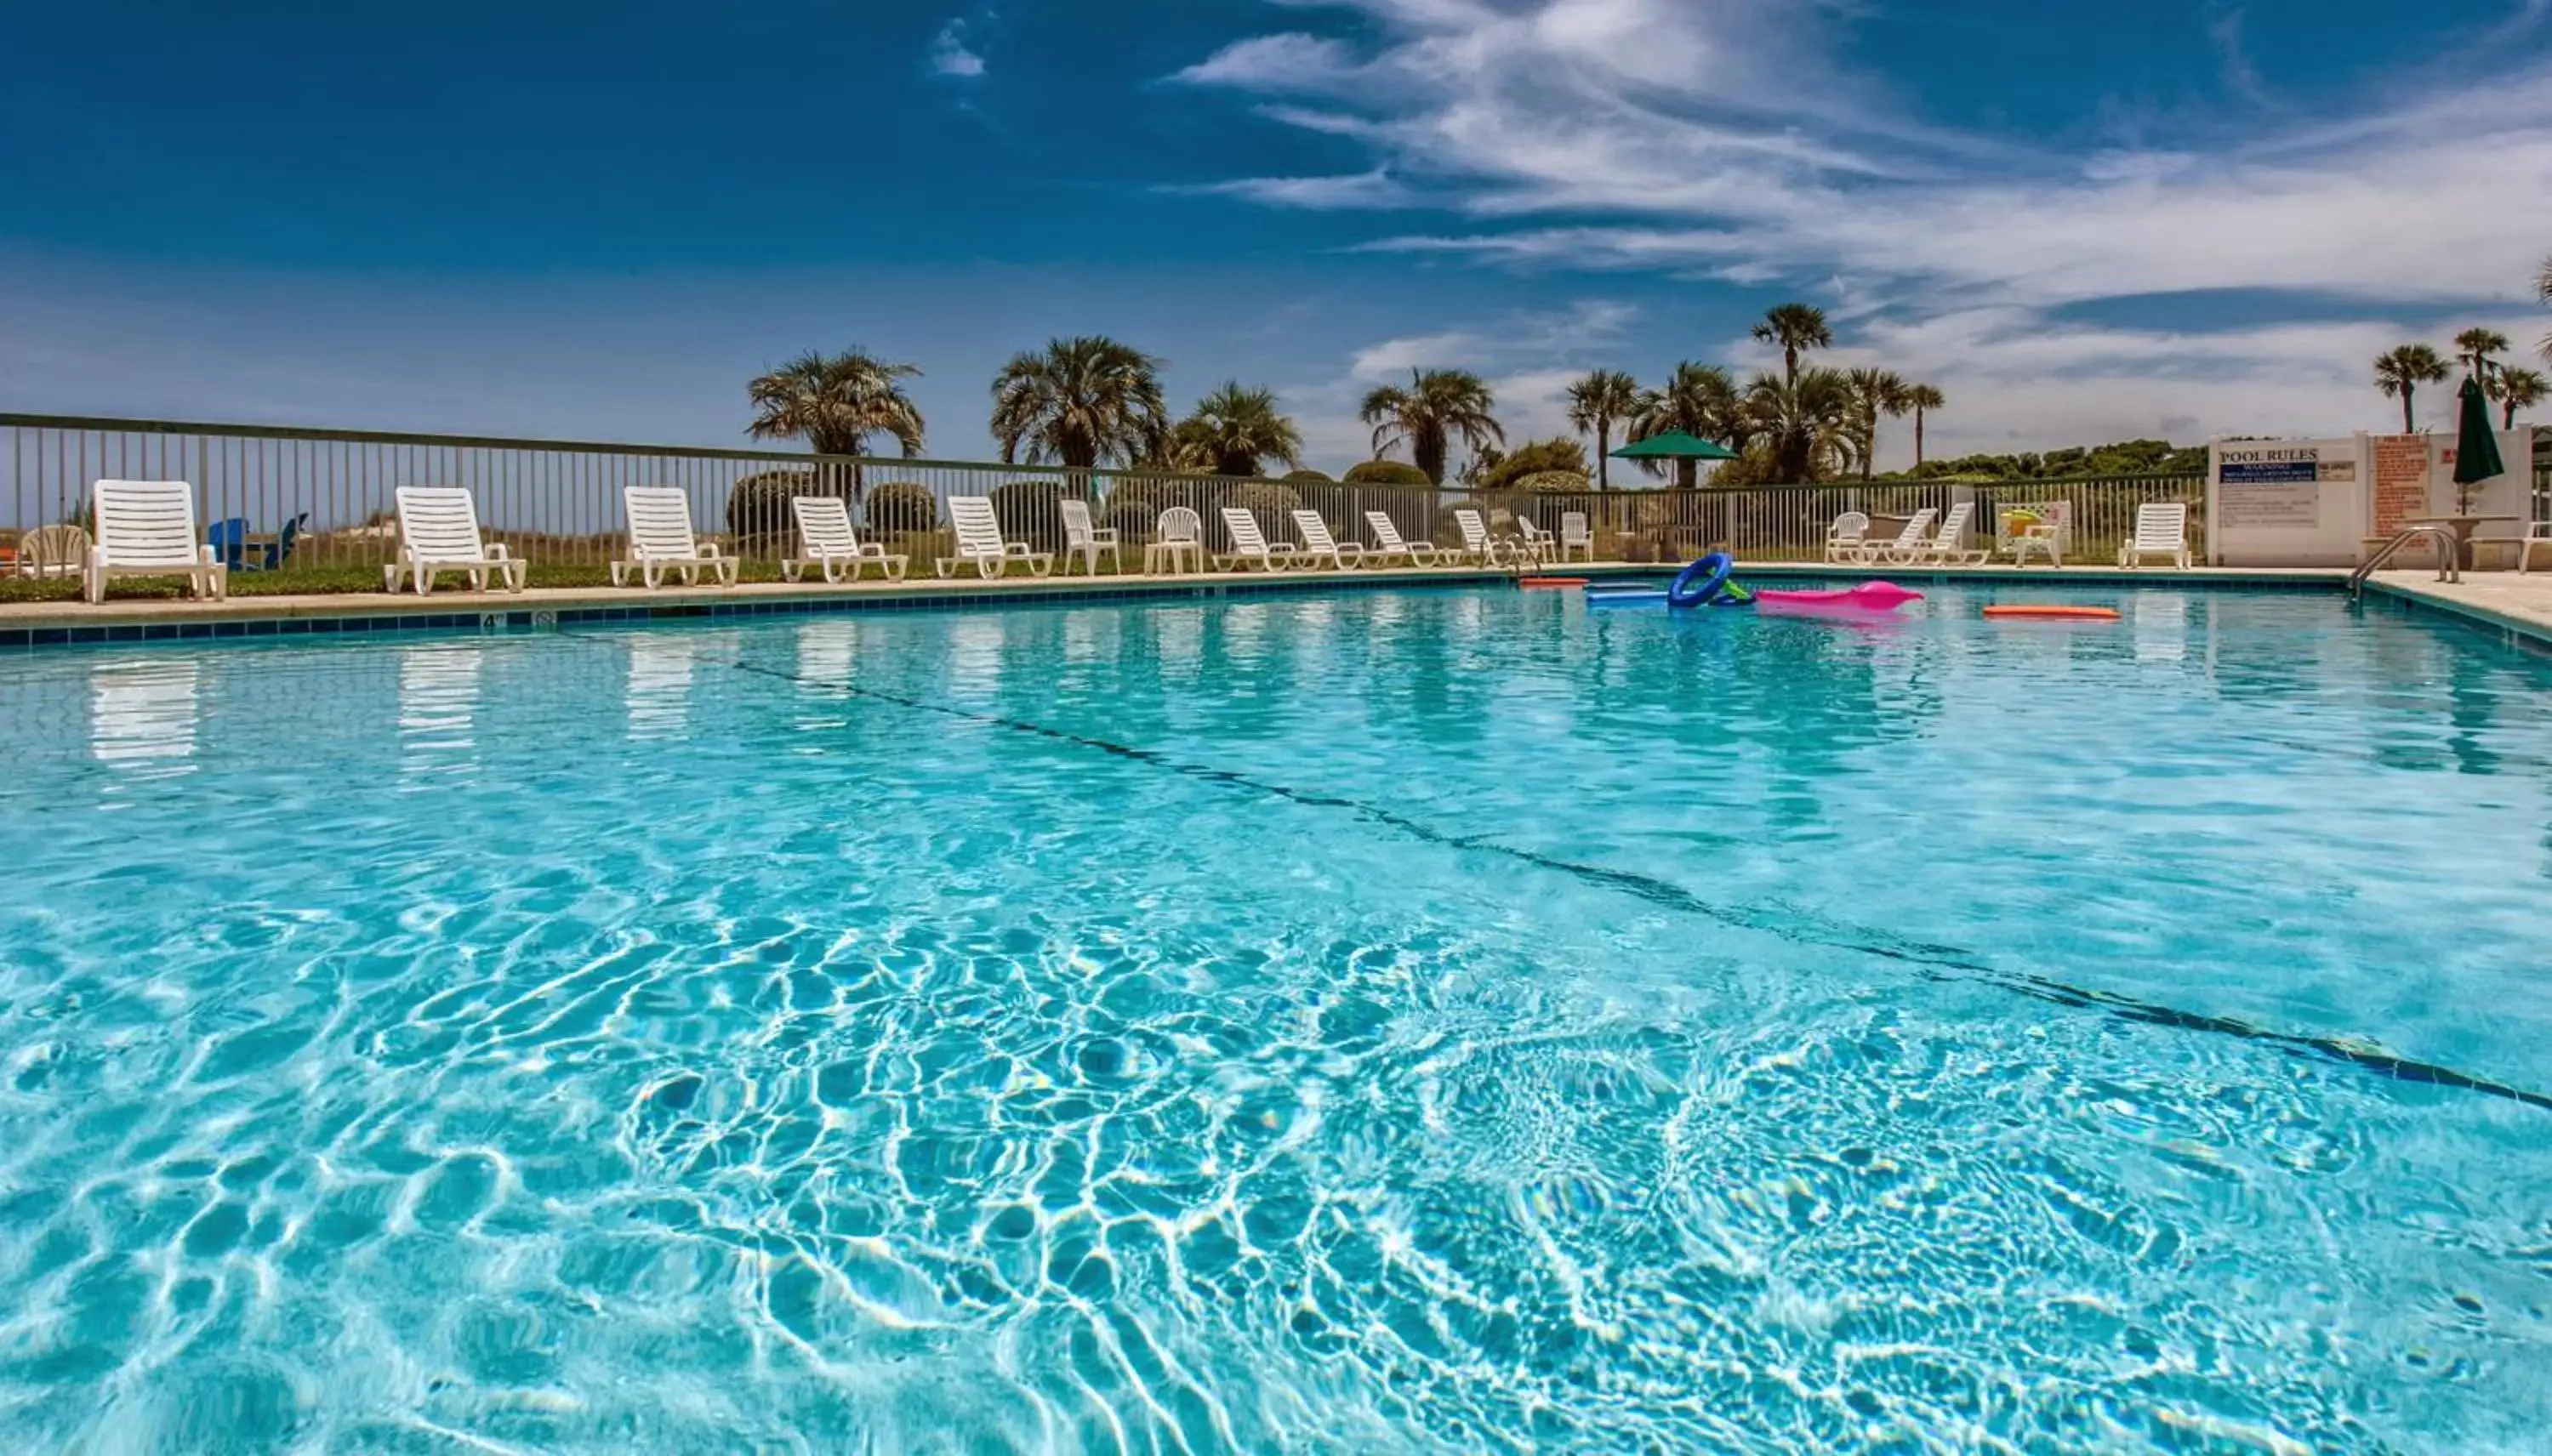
(1667, 552), (1735, 609)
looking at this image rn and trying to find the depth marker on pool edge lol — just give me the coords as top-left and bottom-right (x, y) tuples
(559, 628), (2552, 1116)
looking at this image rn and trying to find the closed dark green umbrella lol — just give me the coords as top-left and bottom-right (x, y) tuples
(1610, 430), (1740, 462)
(2453, 373), (2504, 488)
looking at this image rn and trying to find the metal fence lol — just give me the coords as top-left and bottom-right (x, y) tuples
(1, 412), (2206, 574)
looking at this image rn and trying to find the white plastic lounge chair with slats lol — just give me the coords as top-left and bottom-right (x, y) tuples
(783, 495), (907, 583)
(1290, 509), (1365, 570)
(1558, 511), (1595, 563)
(385, 486), (527, 594)
(85, 480), (225, 604)
(613, 486), (737, 588)
(1216, 508), (1296, 572)
(1917, 502), (1990, 566)
(1824, 511), (1870, 564)
(1058, 498), (1119, 577)
(1857, 508), (1938, 565)
(2117, 501), (2192, 569)
(1452, 509), (1502, 566)
(1363, 510), (1439, 567)
(937, 495), (1051, 579)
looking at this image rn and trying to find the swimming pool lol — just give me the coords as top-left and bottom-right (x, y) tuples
(2, 582), (2547, 1452)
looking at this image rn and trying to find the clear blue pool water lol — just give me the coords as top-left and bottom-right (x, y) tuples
(2, 583), (2549, 1453)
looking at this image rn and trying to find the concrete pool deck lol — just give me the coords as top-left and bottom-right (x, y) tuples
(3, 559), (2548, 651)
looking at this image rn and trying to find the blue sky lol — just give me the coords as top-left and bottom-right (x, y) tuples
(3, 0), (2549, 473)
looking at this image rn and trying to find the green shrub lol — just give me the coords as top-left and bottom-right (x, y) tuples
(864, 481), (939, 537)
(1283, 468), (1335, 483)
(1513, 469), (1592, 493)
(1343, 459), (1431, 486)
(727, 470), (828, 547)
(1097, 498), (1161, 545)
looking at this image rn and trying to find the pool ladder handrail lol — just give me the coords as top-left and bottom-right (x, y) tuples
(2347, 525), (2462, 598)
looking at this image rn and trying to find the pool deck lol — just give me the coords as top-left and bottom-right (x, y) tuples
(3, 560), (2549, 650)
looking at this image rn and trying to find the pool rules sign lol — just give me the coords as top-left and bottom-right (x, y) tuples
(2207, 436), (2363, 565)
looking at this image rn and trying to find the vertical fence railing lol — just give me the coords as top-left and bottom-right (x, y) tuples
(3, 413), (2208, 579)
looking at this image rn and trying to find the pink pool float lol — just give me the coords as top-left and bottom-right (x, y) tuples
(1752, 581), (1924, 617)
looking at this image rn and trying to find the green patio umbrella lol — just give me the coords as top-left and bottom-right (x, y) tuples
(2452, 373), (2504, 510)
(1609, 430), (1740, 463)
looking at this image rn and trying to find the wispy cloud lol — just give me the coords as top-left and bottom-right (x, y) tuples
(1173, 0), (2552, 455)
(929, 20), (987, 79)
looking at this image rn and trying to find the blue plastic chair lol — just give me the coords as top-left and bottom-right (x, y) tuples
(206, 518), (250, 572)
(262, 513), (307, 570)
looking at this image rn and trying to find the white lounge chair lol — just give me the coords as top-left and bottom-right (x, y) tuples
(937, 495), (1051, 579)
(2118, 502), (2192, 570)
(1558, 511), (1595, 563)
(1451, 509), (1501, 566)
(385, 486), (527, 594)
(1824, 511), (1870, 564)
(1857, 508), (1938, 565)
(1363, 510), (1439, 567)
(783, 495), (907, 583)
(1290, 509), (1365, 570)
(613, 486), (737, 588)
(1918, 503), (1990, 566)
(1058, 498), (1120, 577)
(85, 480), (225, 604)
(2520, 520), (2552, 574)
(1216, 508), (1296, 572)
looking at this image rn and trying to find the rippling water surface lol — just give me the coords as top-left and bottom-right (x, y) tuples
(3, 583), (2549, 1453)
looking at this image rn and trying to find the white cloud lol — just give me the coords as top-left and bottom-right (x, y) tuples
(929, 21), (986, 79)
(1174, 168), (1412, 210)
(1174, 0), (2552, 452)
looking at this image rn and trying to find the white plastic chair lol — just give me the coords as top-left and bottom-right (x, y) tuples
(2519, 520), (2552, 574)
(1512, 519), (1557, 566)
(385, 486), (527, 594)
(1290, 509), (1364, 570)
(1148, 506), (1204, 574)
(783, 495), (907, 583)
(1558, 511), (1594, 563)
(613, 486), (737, 588)
(936, 496), (1052, 579)
(1363, 511), (1439, 567)
(1918, 503), (1989, 566)
(1216, 508), (1296, 572)
(2117, 502), (2191, 570)
(86, 480), (225, 603)
(1824, 511), (1870, 564)
(1058, 498), (1119, 577)
(1857, 508), (1937, 565)
(18, 523), (90, 580)
(1452, 509), (1501, 566)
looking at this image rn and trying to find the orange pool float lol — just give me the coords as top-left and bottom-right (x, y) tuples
(1983, 604), (2121, 622)
(1518, 577), (1590, 589)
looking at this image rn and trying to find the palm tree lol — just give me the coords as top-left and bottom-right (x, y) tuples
(1751, 303), (1833, 388)
(1903, 382), (1946, 468)
(1565, 369), (1642, 492)
(1176, 382), (1302, 476)
(1627, 363), (1742, 487)
(1359, 369), (1502, 485)
(747, 350), (926, 458)
(989, 336), (1170, 469)
(2494, 366), (2547, 428)
(1844, 367), (1910, 481)
(2455, 327), (2511, 384)
(1746, 367), (1856, 484)
(2538, 254), (2552, 364)
(2373, 344), (2451, 433)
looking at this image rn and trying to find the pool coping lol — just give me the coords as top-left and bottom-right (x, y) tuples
(3, 559), (2546, 654)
